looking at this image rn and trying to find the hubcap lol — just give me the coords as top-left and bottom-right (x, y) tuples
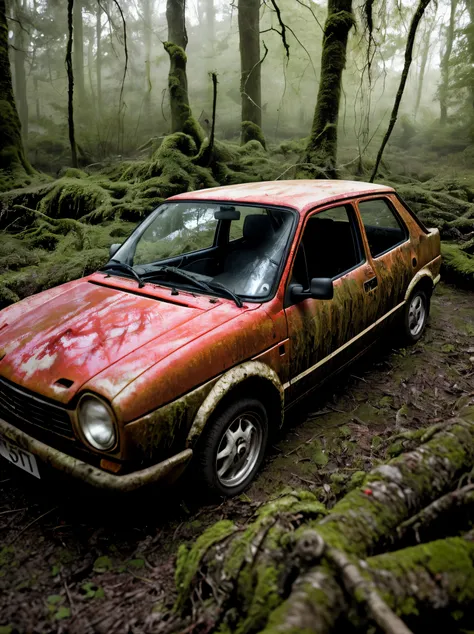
(408, 294), (426, 336)
(216, 412), (263, 488)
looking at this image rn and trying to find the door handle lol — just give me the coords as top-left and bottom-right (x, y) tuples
(364, 277), (378, 292)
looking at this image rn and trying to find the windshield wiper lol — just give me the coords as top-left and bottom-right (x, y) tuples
(143, 266), (243, 307)
(143, 266), (213, 293)
(206, 280), (243, 308)
(100, 260), (145, 288)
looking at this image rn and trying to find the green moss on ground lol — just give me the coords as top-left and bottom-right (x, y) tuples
(0, 220), (136, 308)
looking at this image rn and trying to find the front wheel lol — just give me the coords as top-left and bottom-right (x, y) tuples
(197, 398), (268, 497)
(400, 288), (430, 344)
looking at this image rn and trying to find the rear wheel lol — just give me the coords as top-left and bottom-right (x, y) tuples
(197, 398), (268, 497)
(400, 288), (430, 344)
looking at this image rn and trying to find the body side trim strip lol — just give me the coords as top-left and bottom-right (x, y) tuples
(283, 300), (405, 389)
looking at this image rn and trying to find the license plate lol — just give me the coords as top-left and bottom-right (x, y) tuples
(0, 436), (40, 478)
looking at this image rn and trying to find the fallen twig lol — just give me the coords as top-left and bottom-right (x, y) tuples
(8, 506), (57, 546)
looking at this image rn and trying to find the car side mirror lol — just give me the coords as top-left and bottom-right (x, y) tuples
(290, 277), (334, 302)
(109, 243), (122, 259)
(309, 277), (334, 300)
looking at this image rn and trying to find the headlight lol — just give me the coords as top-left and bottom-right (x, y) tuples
(78, 396), (116, 451)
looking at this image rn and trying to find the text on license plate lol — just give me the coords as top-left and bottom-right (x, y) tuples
(0, 436), (40, 478)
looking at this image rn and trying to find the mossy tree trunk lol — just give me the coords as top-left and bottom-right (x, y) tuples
(238, 0), (265, 145)
(439, 0), (457, 125)
(12, 0), (28, 139)
(0, 0), (34, 191)
(370, 0), (432, 182)
(301, 0), (355, 179)
(169, 414), (474, 633)
(164, 0), (203, 147)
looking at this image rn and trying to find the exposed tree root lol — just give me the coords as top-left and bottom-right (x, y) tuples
(395, 484), (474, 547)
(170, 415), (474, 633)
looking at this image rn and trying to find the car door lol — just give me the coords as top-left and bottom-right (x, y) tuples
(355, 196), (414, 323)
(284, 202), (379, 403)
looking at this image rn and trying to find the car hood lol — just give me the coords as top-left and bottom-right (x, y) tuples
(0, 276), (253, 404)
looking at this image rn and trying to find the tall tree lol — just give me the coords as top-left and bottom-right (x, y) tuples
(466, 0), (474, 111)
(238, 0), (264, 144)
(96, 2), (102, 117)
(439, 0), (457, 124)
(164, 0), (202, 146)
(143, 0), (152, 119)
(301, 0), (355, 178)
(12, 0), (28, 138)
(370, 0), (432, 182)
(66, 0), (78, 167)
(205, 0), (215, 43)
(0, 0), (34, 190)
(414, 15), (433, 120)
(73, 0), (85, 106)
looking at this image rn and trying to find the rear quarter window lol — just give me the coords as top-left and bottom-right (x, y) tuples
(358, 198), (408, 258)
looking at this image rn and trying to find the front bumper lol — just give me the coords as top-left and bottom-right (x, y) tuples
(0, 416), (193, 492)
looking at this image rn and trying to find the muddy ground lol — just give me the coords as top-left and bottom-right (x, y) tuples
(1, 282), (474, 634)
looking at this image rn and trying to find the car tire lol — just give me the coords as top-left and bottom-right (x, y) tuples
(197, 398), (268, 497)
(400, 288), (430, 345)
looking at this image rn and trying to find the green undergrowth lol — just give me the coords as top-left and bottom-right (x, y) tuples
(0, 132), (300, 303)
(2, 135), (474, 302)
(0, 220), (135, 308)
(441, 243), (474, 289)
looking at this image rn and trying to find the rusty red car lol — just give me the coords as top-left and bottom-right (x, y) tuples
(0, 180), (441, 496)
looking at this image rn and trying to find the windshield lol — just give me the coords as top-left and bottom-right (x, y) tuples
(109, 201), (295, 300)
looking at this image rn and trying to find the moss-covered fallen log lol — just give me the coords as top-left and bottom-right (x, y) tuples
(170, 414), (474, 634)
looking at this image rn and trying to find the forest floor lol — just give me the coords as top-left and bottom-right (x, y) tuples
(1, 281), (473, 634)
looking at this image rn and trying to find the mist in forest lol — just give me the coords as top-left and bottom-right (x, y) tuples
(7, 0), (473, 175)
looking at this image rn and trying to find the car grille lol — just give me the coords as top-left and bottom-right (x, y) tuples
(0, 378), (74, 438)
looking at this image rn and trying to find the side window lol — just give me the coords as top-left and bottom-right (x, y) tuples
(358, 198), (407, 258)
(292, 205), (363, 285)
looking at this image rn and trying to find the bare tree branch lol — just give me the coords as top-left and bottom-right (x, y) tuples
(268, 0), (290, 59)
(370, 0), (432, 182)
(109, 0), (128, 154)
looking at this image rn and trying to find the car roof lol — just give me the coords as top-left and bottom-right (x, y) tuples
(168, 180), (394, 214)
